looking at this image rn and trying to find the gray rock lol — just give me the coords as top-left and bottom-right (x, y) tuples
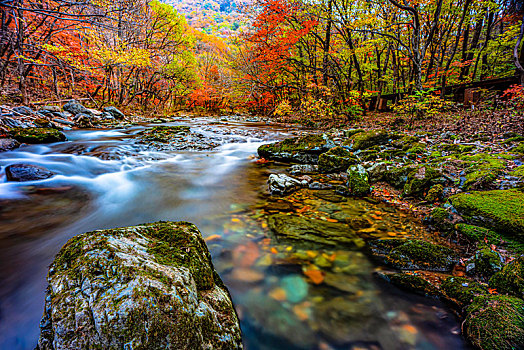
(37, 221), (242, 350)
(289, 164), (318, 175)
(63, 100), (90, 115)
(73, 113), (93, 128)
(87, 108), (103, 116)
(12, 106), (35, 115)
(52, 118), (75, 126)
(5, 163), (54, 181)
(347, 165), (370, 196)
(103, 106), (125, 119)
(258, 134), (335, 164)
(39, 105), (61, 113)
(367, 162), (388, 182)
(268, 174), (303, 195)
(0, 138), (20, 152)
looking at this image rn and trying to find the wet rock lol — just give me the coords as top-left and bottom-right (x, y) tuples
(257, 134), (335, 164)
(37, 221), (242, 350)
(474, 248), (503, 280)
(312, 190), (346, 202)
(318, 146), (358, 173)
(39, 106), (61, 113)
(12, 106), (35, 115)
(0, 138), (20, 152)
(267, 214), (364, 247)
(344, 130), (392, 150)
(280, 275), (308, 303)
(450, 190), (524, 240)
(367, 162), (388, 182)
(5, 163), (55, 182)
(403, 166), (445, 197)
(347, 164), (370, 196)
(268, 174), (304, 195)
(384, 165), (417, 188)
(73, 113), (94, 128)
(288, 164), (318, 175)
(139, 125), (191, 143)
(63, 99), (90, 115)
(103, 106), (125, 119)
(372, 239), (457, 272)
(10, 127), (66, 143)
(463, 295), (524, 350)
(425, 184), (443, 202)
(377, 272), (439, 297)
(489, 256), (524, 299)
(308, 182), (332, 190)
(440, 276), (488, 310)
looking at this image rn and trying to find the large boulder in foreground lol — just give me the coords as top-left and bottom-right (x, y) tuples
(451, 190), (524, 240)
(258, 134), (335, 164)
(37, 221), (242, 350)
(5, 163), (54, 182)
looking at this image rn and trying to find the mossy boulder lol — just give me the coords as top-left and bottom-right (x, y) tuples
(441, 276), (489, 310)
(258, 134), (335, 164)
(391, 135), (420, 150)
(378, 272), (439, 297)
(463, 295), (524, 350)
(463, 168), (500, 190)
(345, 130), (392, 150)
(384, 165), (416, 188)
(267, 214), (364, 248)
(381, 239), (457, 272)
(10, 127), (66, 144)
(451, 190), (524, 240)
(425, 184), (444, 202)
(318, 146), (358, 173)
(403, 166), (445, 197)
(139, 125), (191, 143)
(513, 142), (524, 155)
(474, 248), (503, 280)
(37, 221), (242, 350)
(489, 256), (524, 298)
(347, 164), (370, 196)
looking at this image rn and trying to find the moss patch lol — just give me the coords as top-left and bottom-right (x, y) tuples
(385, 240), (457, 272)
(441, 276), (488, 310)
(382, 272), (439, 296)
(318, 146), (358, 173)
(139, 125), (190, 143)
(489, 256), (524, 298)
(348, 130), (392, 150)
(10, 127), (66, 144)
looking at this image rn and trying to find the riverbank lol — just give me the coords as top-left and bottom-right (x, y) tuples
(255, 128), (524, 349)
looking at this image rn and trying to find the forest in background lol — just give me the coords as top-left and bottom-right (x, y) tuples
(0, 0), (523, 122)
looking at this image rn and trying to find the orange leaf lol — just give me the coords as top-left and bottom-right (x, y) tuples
(303, 269), (324, 284)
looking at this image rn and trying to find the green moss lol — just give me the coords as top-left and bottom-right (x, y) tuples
(456, 224), (524, 253)
(258, 134), (333, 163)
(261, 134), (327, 153)
(431, 207), (449, 224)
(512, 166), (524, 178)
(385, 273), (439, 296)
(139, 125), (190, 143)
(384, 165), (415, 188)
(403, 166), (443, 197)
(489, 256), (524, 298)
(406, 143), (426, 155)
(425, 184), (444, 202)
(464, 295), (524, 350)
(318, 146), (358, 173)
(475, 248), (503, 279)
(513, 142), (524, 155)
(348, 130), (391, 150)
(347, 165), (370, 196)
(10, 127), (66, 144)
(463, 169), (499, 190)
(441, 276), (488, 310)
(385, 240), (457, 272)
(439, 143), (476, 154)
(343, 129), (365, 138)
(451, 190), (524, 239)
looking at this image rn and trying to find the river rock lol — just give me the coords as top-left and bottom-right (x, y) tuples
(344, 130), (392, 150)
(73, 113), (94, 128)
(63, 100), (90, 116)
(11, 127), (66, 143)
(288, 164), (318, 175)
(347, 164), (370, 196)
(489, 256), (524, 299)
(268, 174), (304, 195)
(0, 138), (20, 152)
(257, 134), (335, 164)
(318, 146), (358, 173)
(12, 106), (35, 116)
(267, 214), (364, 247)
(5, 163), (54, 182)
(103, 106), (125, 119)
(367, 162), (388, 182)
(39, 106), (61, 113)
(37, 221), (242, 350)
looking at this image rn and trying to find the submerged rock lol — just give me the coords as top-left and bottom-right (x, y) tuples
(257, 134), (335, 164)
(451, 190), (524, 240)
(10, 127), (66, 144)
(267, 174), (304, 195)
(267, 214), (364, 247)
(37, 221), (242, 350)
(463, 295), (524, 350)
(5, 163), (54, 182)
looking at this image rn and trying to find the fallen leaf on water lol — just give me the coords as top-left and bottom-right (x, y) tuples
(303, 266), (324, 284)
(292, 304), (310, 321)
(269, 287), (287, 301)
(205, 234), (221, 242)
(270, 247), (278, 254)
(229, 268), (264, 283)
(401, 324), (417, 335)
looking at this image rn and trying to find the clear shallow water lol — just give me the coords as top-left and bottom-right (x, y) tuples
(0, 119), (468, 349)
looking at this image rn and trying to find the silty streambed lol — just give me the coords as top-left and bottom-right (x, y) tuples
(0, 118), (468, 349)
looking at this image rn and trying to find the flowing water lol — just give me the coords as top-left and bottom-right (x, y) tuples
(0, 118), (468, 350)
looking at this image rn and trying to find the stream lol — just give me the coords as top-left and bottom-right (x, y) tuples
(0, 118), (468, 350)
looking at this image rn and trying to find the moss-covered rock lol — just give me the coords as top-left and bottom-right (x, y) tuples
(463, 168), (500, 190)
(403, 166), (444, 197)
(347, 164), (370, 196)
(384, 165), (416, 188)
(456, 224), (524, 253)
(474, 248), (503, 280)
(441, 276), (488, 310)
(37, 221), (242, 350)
(513, 142), (524, 155)
(489, 256), (524, 298)
(346, 130), (392, 150)
(463, 295), (524, 350)
(318, 146), (358, 173)
(391, 135), (420, 150)
(425, 184), (444, 202)
(267, 214), (364, 248)
(451, 190), (524, 240)
(139, 125), (191, 142)
(258, 134), (335, 164)
(378, 272), (439, 297)
(10, 127), (66, 144)
(383, 239), (457, 272)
